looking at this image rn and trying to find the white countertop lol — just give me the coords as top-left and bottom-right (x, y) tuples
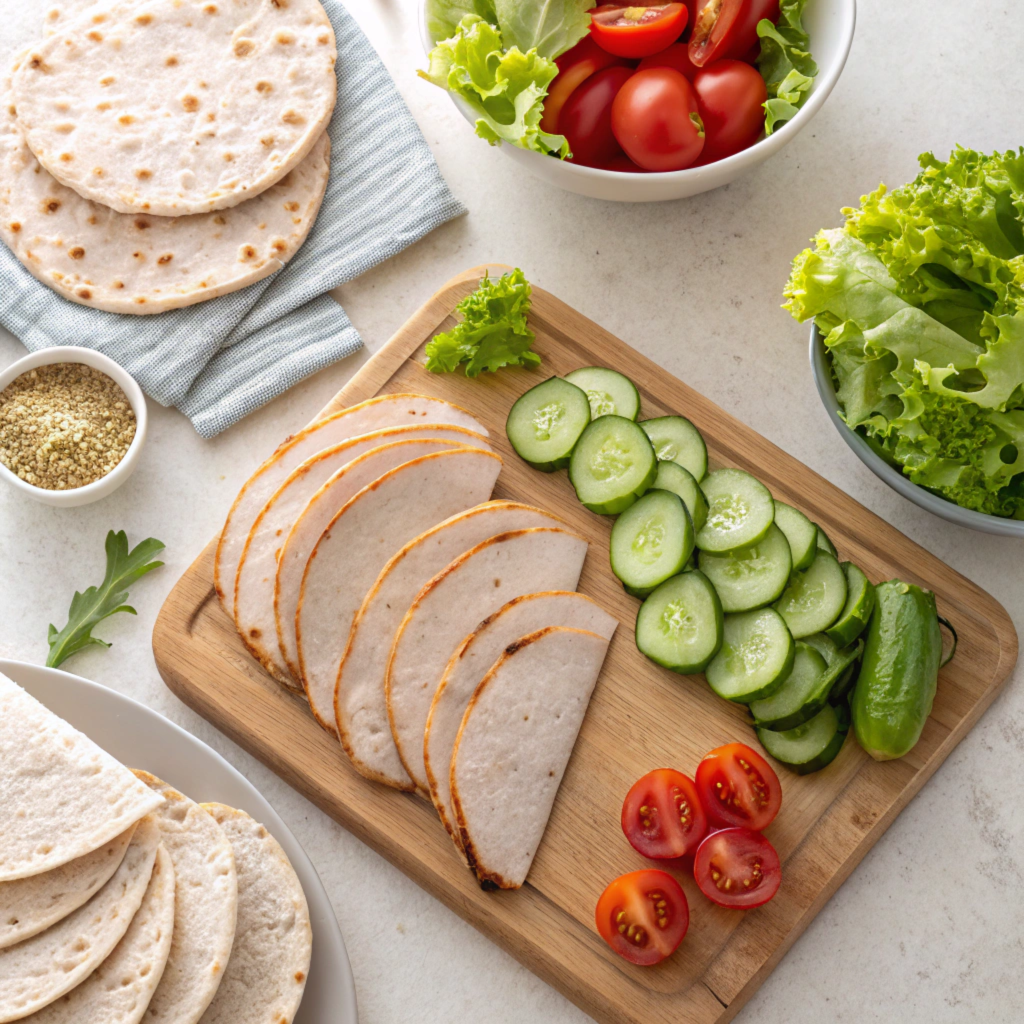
(2, 1), (1022, 1021)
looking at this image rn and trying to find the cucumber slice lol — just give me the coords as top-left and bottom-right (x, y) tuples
(569, 415), (657, 515)
(611, 490), (694, 598)
(773, 551), (847, 638)
(802, 631), (864, 703)
(757, 703), (849, 775)
(705, 607), (795, 703)
(773, 502), (817, 571)
(748, 643), (827, 730)
(824, 563), (876, 646)
(698, 523), (792, 613)
(636, 570), (723, 674)
(652, 461), (708, 533)
(816, 525), (838, 558)
(565, 367), (640, 421)
(506, 376), (591, 472)
(801, 631), (841, 666)
(828, 649), (863, 705)
(695, 469), (775, 554)
(640, 416), (708, 482)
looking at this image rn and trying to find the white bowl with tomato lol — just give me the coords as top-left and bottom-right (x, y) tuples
(419, 0), (856, 202)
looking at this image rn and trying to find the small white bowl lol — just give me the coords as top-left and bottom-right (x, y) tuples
(420, 0), (856, 202)
(0, 347), (148, 507)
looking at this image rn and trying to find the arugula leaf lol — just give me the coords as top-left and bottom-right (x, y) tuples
(757, 0), (817, 134)
(425, 268), (541, 377)
(46, 531), (165, 668)
(419, 15), (569, 157)
(425, 0), (499, 43)
(493, 0), (595, 60)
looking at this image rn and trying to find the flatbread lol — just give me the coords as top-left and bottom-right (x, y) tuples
(0, 673), (164, 882)
(274, 439), (485, 695)
(133, 772), (237, 1024)
(425, 592), (617, 851)
(0, 817), (160, 1021)
(335, 502), (567, 789)
(12, 0), (337, 217)
(25, 844), (176, 1024)
(385, 528), (590, 792)
(451, 627), (610, 889)
(235, 426), (490, 687)
(215, 395), (489, 615)
(296, 448), (502, 737)
(0, 64), (330, 315)
(197, 806), (310, 1024)
(0, 824), (136, 950)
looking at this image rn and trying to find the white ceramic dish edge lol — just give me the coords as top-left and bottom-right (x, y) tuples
(0, 658), (359, 1024)
(0, 347), (148, 507)
(418, 0), (857, 202)
(810, 324), (1024, 538)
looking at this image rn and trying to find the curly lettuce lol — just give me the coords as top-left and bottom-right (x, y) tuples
(757, 0), (818, 134)
(786, 148), (1024, 518)
(425, 268), (541, 377)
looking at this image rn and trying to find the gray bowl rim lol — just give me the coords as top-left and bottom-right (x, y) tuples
(809, 323), (1024, 538)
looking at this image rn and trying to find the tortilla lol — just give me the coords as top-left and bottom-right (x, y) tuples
(133, 772), (236, 1024)
(12, 0), (337, 217)
(425, 592), (617, 850)
(214, 395), (488, 614)
(25, 844), (176, 1024)
(197, 805), (311, 1024)
(0, 817), (160, 1021)
(0, 824), (136, 950)
(0, 65), (331, 315)
(451, 627), (610, 889)
(0, 673), (164, 882)
(296, 447), (503, 737)
(335, 502), (567, 789)
(235, 426), (490, 688)
(385, 528), (589, 792)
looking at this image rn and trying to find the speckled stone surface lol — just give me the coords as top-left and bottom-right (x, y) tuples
(1, 1), (1022, 1021)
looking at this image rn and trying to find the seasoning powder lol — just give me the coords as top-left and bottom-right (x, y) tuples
(0, 363), (136, 490)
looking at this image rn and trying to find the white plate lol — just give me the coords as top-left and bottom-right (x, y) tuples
(0, 659), (359, 1024)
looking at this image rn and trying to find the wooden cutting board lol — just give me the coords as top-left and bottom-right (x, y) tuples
(153, 266), (1017, 1024)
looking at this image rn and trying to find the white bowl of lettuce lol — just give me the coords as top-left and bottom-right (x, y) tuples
(419, 0), (855, 202)
(794, 147), (1024, 537)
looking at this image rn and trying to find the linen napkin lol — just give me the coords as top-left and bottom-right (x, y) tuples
(0, 0), (465, 437)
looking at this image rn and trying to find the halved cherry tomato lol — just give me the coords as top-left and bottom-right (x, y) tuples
(637, 42), (701, 80)
(591, 4), (689, 59)
(688, 0), (779, 68)
(695, 742), (781, 831)
(694, 828), (781, 908)
(562, 65), (635, 167)
(691, 59), (767, 161)
(610, 68), (705, 171)
(621, 769), (707, 859)
(595, 869), (689, 965)
(540, 36), (631, 135)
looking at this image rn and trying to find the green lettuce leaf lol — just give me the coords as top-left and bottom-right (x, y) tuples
(425, 0), (498, 43)
(757, 0), (817, 134)
(425, 268), (541, 377)
(493, 0), (595, 60)
(419, 15), (568, 157)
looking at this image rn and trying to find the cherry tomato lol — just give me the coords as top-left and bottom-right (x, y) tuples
(610, 68), (705, 171)
(599, 153), (646, 172)
(695, 742), (781, 831)
(637, 42), (701, 80)
(540, 36), (632, 135)
(562, 65), (635, 167)
(591, 4), (689, 59)
(694, 828), (781, 908)
(595, 869), (689, 965)
(691, 59), (766, 161)
(621, 769), (707, 859)
(688, 0), (779, 68)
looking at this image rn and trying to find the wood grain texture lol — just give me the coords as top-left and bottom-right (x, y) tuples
(153, 266), (1018, 1024)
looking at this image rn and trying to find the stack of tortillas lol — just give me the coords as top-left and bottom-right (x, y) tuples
(0, 672), (312, 1023)
(0, 0), (337, 313)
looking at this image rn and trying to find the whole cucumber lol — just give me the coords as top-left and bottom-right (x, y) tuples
(850, 580), (942, 761)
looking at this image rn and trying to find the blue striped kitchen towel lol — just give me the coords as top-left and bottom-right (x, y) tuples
(0, 0), (465, 438)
